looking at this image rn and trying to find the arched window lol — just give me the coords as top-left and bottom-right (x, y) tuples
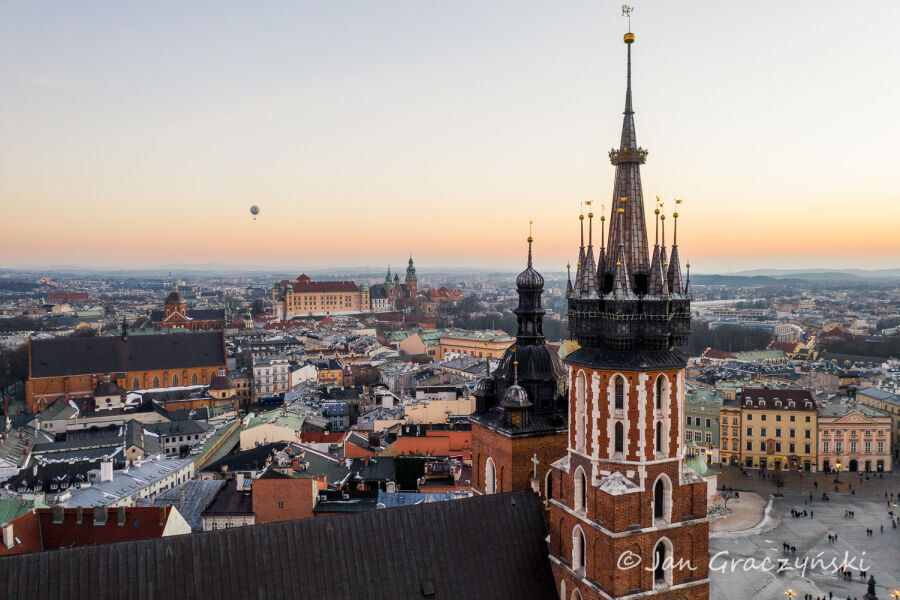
(575, 372), (587, 453)
(614, 422), (624, 454)
(572, 526), (585, 572)
(571, 590), (583, 600)
(172, 375), (178, 386)
(652, 538), (674, 588)
(656, 422), (663, 456)
(574, 467), (587, 512)
(485, 458), (496, 494)
(152, 376), (160, 388)
(192, 373), (198, 385)
(653, 474), (673, 524)
(132, 377), (139, 390)
(614, 375), (624, 410)
(655, 375), (664, 410)
(654, 479), (665, 519)
(545, 470), (553, 501)
(559, 580), (566, 600)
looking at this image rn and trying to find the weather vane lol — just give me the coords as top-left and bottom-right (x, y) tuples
(621, 5), (634, 32)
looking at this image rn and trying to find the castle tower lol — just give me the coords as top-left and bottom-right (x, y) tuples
(471, 233), (568, 498)
(548, 28), (709, 600)
(405, 256), (418, 298)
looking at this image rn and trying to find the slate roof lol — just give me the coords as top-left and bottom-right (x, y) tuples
(200, 479), (253, 517)
(152, 479), (225, 532)
(29, 331), (226, 378)
(0, 490), (555, 600)
(200, 442), (288, 473)
(565, 347), (688, 370)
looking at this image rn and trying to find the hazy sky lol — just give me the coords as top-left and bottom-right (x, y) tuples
(2, 1), (899, 273)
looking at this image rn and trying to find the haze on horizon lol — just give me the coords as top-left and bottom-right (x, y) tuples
(2, 1), (899, 273)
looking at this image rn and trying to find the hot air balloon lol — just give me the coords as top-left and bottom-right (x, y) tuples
(250, 205), (260, 220)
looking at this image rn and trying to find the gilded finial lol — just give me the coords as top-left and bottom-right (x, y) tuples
(620, 196), (627, 203)
(617, 208), (624, 214)
(579, 214), (584, 221)
(567, 261), (571, 269)
(660, 214), (666, 221)
(527, 219), (533, 243)
(622, 4), (635, 43)
(616, 260), (622, 267)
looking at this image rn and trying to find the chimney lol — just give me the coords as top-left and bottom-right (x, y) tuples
(180, 486), (185, 510)
(2, 523), (13, 549)
(93, 507), (108, 526)
(159, 507), (166, 526)
(52, 505), (65, 524)
(235, 473), (245, 491)
(117, 506), (126, 526)
(76, 506), (83, 524)
(100, 456), (114, 482)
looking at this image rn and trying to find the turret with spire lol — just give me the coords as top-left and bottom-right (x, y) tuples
(473, 225), (567, 421)
(565, 26), (691, 355)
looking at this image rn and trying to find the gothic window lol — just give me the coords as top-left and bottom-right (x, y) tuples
(653, 474), (672, 524)
(192, 374), (198, 385)
(545, 470), (553, 502)
(132, 377), (139, 390)
(614, 422), (624, 454)
(172, 375), (178, 386)
(572, 526), (585, 572)
(574, 467), (587, 513)
(575, 372), (587, 453)
(614, 375), (624, 410)
(152, 376), (160, 388)
(652, 538), (674, 588)
(485, 458), (496, 494)
(655, 375), (664, 410)
(655, 422), (663, 456)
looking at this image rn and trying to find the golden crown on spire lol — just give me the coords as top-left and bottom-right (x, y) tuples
(617, 208), (625, 214)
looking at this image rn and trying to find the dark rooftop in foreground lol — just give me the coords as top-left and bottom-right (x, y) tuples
(0, 490), (555, 600)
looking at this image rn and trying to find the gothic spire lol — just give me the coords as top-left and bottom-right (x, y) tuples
(566, 262), (574, 297)
(604, 31), (650, 284)
(610, 205), (634, 299)
(596, 210), (607, 290)
(574, 211), (586, 296)
(667, 203), (684, 294)
(648, 200), (668, 295)
(580, 203), (599, 297)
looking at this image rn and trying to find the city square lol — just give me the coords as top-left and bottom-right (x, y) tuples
(711, 469), (900, 600)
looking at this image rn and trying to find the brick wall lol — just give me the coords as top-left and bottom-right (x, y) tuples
(252, 477), (317, 524)
(471, 421), (566, 497)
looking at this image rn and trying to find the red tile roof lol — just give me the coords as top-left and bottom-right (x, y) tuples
(284, 277), (360, 294)
(0, 507), (175, 556)
(768, 341), (799, 353)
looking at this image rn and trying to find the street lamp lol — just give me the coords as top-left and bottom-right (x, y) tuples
(785, 589), (797, 600)
(835, 461), (842, 482)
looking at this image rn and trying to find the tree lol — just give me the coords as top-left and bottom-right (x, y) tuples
(718, 489), (736, 509)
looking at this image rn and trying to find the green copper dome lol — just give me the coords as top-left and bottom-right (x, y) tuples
(684, 440), (708, 476)
(385, 267), (395, 287)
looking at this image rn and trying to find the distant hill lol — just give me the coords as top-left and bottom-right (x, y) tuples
(730, 268), (900, 281)
(692, 274), (807, 287)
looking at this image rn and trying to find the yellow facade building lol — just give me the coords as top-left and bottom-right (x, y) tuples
(273, 274), (369, 319)
(739, 388), (818, 471)
(437, 330), (514, 359)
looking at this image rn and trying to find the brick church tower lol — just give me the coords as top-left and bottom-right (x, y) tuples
(547, 29), (709, 600)
(471, 234), (568, 498)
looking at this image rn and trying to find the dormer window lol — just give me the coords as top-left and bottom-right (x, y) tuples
(759, 400), (766, 407)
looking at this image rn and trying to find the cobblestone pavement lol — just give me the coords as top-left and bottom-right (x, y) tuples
(709, 467), (900, 600)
